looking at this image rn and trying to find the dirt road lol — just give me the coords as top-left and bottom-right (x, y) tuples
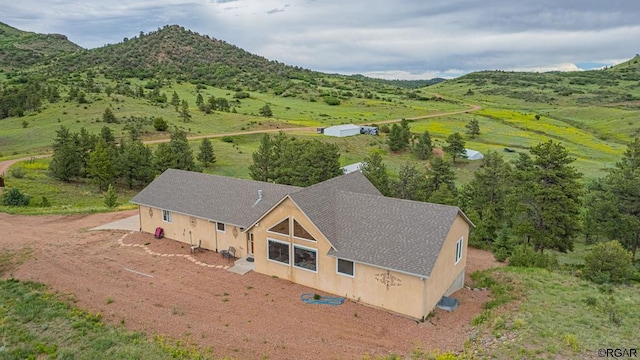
(0, 211), (501, 359)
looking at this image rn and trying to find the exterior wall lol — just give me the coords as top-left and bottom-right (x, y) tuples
(424, 214), (470, 314)
(324, 126), (360, 137)
(138, 205), (248, 257)
(252, 198), (427, 319)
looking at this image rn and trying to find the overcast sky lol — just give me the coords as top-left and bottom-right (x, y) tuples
(3, 1), (639, 79)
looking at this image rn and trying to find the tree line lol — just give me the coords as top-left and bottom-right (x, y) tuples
(49, 125), (216, 190)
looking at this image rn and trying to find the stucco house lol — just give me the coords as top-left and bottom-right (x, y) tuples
(131, 169), (473, 320)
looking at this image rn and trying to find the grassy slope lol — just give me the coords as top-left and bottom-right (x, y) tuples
(0, 278), (211, 359)
(471, 266), (640, 359)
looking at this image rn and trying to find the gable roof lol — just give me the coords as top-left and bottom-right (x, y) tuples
(326, 124), (360, 131)
(131, 169), (300, 228)
(329, 192), (468, 277)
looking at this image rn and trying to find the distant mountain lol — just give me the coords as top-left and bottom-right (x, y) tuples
(0, 22), (83, 70)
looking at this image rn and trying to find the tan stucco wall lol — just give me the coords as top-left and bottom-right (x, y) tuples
(138, 205), (248, 257)
(424, 214), (469, 313)
(252, 197), (427, 319)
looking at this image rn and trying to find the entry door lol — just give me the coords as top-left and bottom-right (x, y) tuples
(247, 232), (254, 255)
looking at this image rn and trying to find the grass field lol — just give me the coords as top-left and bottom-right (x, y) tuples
(470, 266), (640, 359)
(0, 277), (211, 359)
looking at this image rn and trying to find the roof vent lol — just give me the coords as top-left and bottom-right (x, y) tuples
(253, 189), (263, 207)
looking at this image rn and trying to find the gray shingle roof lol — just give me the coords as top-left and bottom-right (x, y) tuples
(330, 191), (462, 277)
(131, 169), (300, 228)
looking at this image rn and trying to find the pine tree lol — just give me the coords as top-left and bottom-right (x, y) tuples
(197, 138), (216, 168)
(170, 91), (180, 109)
(196, 93), (204, 111)
(102, 107), (117, 123)
(154, 142), (176, 173)
(179, 100), (191, 123)
(394, 163), (426, 201)
(170, 129), (197, 171)
(413, 131), (433, 160)
(49, 126), (82, 182)
(387, 124), (405, 152)
(361, 153), (391, 196)
(426, 157), (456, 195)
(104, 184), (118, 209)
(119, 140), (155, 189)
(259, 104), (273, 117)
(465, 118), (480, 138)
(249, 134), (274, 182)
(87, 138), (117, 191)
(444, 132), (466, 163)
(509, 140), (583, 253)
(399, 118), (411, 147)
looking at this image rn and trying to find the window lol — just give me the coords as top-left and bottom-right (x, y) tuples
(455, 237), (463, 264)
(217, 222), (225, 232)
(268, 239), (290, 264)
(268, 218), (290, 235)
(293, 246), (317, 272)
(293, 219), (316, 241)
(337, 258), (354, 277)
(162, 209), (172, 223)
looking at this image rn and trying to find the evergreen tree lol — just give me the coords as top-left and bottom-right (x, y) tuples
(413, 131), (433, 160)
(154, 142), (176, 173)
(170, 129), (197, 171)
(49, 126), (82, 182)
(249, 134), (274, 182)
(509, 140), (583, 253)
(461, 151), (512, 246)
(426, 156), (456, 195)
(465, 118), (480, 138)
(196, 93), (204, 110)
(387, 124), (405, 152)
(443, 132), (466, 163)
(87, 138), (117, 191)
(361, 153), (391, 196)
(394, 163), (426, 201)
(99, 126), (116, 148)
(259, 104), (273, 117)
(119, 140), (155, 189)
(399, 118), (411, 148)
(170, 91), (180, 109)
(102, 107), (116, 123)
(584, 138), (640, 257)
(104, 184), (118, 209)
(197, 138), (216, 168)
(179, 100), (191, 123)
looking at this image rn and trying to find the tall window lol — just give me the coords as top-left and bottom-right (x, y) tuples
(268, 239), (290, 264)
(337, 258), (354, 277)
(217, 222), (225, 232)
(162, 209), (172, 223)
(455, 237), (463, 264)
(293, 246), (317, 272)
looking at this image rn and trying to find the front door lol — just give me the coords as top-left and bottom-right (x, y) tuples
(247, 232), (254, 255)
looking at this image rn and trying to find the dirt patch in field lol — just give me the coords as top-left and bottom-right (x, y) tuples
(1, 211), (500, 359)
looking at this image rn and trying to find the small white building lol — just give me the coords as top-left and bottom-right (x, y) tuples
(341, 162), (363, 174)
(324, 124), (360, 137)
(464, 149), (484, 161)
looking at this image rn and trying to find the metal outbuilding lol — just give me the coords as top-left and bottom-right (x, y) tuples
(323, 124), (361, 137)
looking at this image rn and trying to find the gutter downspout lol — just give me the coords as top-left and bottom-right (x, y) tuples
(421, 276), (428, 321)
(214, 223), (219, 253)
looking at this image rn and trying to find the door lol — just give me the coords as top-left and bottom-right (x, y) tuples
(247, 232), (254, 255)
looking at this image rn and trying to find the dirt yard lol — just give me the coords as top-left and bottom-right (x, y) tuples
(0, 211), (502, 359)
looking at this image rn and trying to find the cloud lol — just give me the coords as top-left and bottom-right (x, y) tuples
(3, 0), (640, 78)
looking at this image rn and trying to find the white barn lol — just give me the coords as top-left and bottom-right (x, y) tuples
(464, 149), (484, 161)
(324, 124), (360, 137)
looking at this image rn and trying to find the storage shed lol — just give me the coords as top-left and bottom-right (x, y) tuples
(324, 124), (361, 137)
(464, 149), (484, 161)
(341, 162), (363, 174)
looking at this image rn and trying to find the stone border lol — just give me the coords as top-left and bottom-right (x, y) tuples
(117, 232), (230, 270)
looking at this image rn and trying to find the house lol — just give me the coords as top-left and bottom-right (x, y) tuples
(323, 124), (361, 137)
(341, 162), (363, 174)
(131, 169), (473, 320)
(464, 148), (484, 160)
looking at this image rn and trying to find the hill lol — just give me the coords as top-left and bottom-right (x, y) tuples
(0, 22), (83, 70)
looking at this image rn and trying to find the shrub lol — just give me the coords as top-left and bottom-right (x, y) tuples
(153, 117), (168, 131)
(1, 188), (30, 206)
(103, 184), (118, 209)
(9, 166), (25, 179)
(583, 241), (635, 284)
(379, 125), (390, 133)
(323, 96), (341, 106)
(508, 245), (557, 269)
(221, 136), (234, 143)
(40, 196), (51, 207)
(233, 91), (250, 99)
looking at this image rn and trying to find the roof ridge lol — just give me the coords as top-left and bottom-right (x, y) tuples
(336, 189), (461, 211)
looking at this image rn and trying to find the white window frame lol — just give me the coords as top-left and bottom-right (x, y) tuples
(267, 238), (290, 265)
(336, 258), (355, 278)
(162, 209), (172, 223)
(292, 217), (317, 242)
(267, 216), (290, 236)
(293, 244), (318, 273)
(455, 237), (463, 264)
(216, 222), (226, 233)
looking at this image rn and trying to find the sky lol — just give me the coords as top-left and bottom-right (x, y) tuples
(3, 0), (640, 80)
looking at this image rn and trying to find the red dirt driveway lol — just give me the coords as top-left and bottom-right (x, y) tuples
(0, 211), (501, 359)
